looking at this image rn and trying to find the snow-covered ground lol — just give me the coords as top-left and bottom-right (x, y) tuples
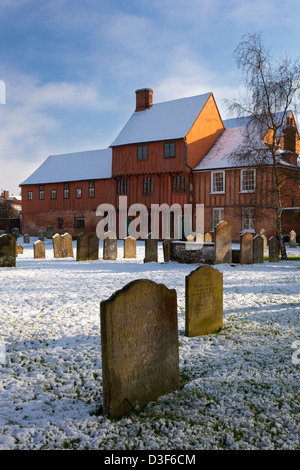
(0, 238), (299, 450)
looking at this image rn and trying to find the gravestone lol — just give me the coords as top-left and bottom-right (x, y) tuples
(240, 232), (253, 264)
(214, 221), (232, 264)
(76, 232), (99, 261)
(269, 237), (279, 262)
(123, 236), (136, 259)
(38, 230), (44, 241)
(289, 230), (297, 248)
(185, 265), (223, 337)
(144, 238), (158, 263)
(46, 225), (53, 239)
(204, 233), (212, 243)
(23, 234), (30, 243)
(0, 234), (16, 267)
(88, 233), (99, 260)
(17, 245), (23, 255)
(34, 240), (45, 259)
(195, 233), (204, 243)
(103, 235), (118, 260)
(53, 233), (63, 258)
(61, 233), (74, 258)
(186, 235), (194, 242)
(76, 233), (89, 261)
(163, 238), (171, 262)
(100, 279), (179, 418)
(253, 235), (264, 263)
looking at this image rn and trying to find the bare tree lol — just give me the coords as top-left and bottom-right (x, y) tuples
(226, 33), (300, 259)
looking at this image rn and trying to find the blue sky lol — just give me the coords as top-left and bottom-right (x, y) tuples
(0, 0), (299, 195)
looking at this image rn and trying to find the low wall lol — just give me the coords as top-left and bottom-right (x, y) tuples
(170, 241), (214, 264)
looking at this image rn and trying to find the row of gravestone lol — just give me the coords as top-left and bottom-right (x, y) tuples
(100, 264), (223, 418)
(33, 233), (158, 262)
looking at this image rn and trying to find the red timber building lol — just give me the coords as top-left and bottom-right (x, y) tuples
(20, 88), (300, 241)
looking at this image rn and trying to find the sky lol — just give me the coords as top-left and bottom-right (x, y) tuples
(0, 0), (300, 196)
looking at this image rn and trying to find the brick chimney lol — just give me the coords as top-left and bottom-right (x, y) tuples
(282, 118), (296, 153)
(135, 88), (153, 112)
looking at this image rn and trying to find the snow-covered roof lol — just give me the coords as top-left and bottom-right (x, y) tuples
(193, 127), (253, 170)
(110, 92), (212, 147)
(20, 148), (112, 186)
(193, 124), (299, 171)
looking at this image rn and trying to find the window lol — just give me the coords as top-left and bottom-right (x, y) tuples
(28, 191), (33, 200)
(76, 188), (82, 198)
(241, 169), (256, 192)
(64, 183), (70, 199)
(117, 178), (129, 195)
(74, 217), (85, 229)
(212, 208), (224, 231)
(58, 217), (64, 229)
(211, 171), (225, 193)
(164, 142), (176, 158)
(172, 174), (187, 193)
(137, 145), (148, 160)
(242, 208), (255, 232)
(39, 185), (44, 200)
(51, 189), (57, 199)
(143, 176), (154, 195)
(89, 181), (95, 198)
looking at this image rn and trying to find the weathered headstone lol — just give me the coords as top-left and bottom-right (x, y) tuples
(269, 237), (279, 262)
(46, 225), (53, 239)
(23, 233), (30, 244)
(76, 233), (89, 261)
(253, 235), (264, 263)
(214, 221), (232, 264)
(88, 233), (99, 260)
(289, 230), (297, 248)
(204, 233), (212, 243)
(53, 233), (63, 258)
(195, 233), (204, 243)
(123, 236), (136, 259)
(185, 265), (223, 337)
(76, 232), (99, 261)
(100, 279), (179, 418)
(240, 232), (253, 264)
(34, 240), (45, 259)
(144, 238), (158, 263)
(61, 232), (74, 258)
(38, 230), (44, 241)
(17, 245), (23, 255)
(186, 235), (194, 242)
(0, 234), (16, 267)
(163, 238), (171, 262)
(103, 233), (117, 260)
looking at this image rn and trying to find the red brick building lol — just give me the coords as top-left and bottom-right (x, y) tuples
(20, 88), (300, 241)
